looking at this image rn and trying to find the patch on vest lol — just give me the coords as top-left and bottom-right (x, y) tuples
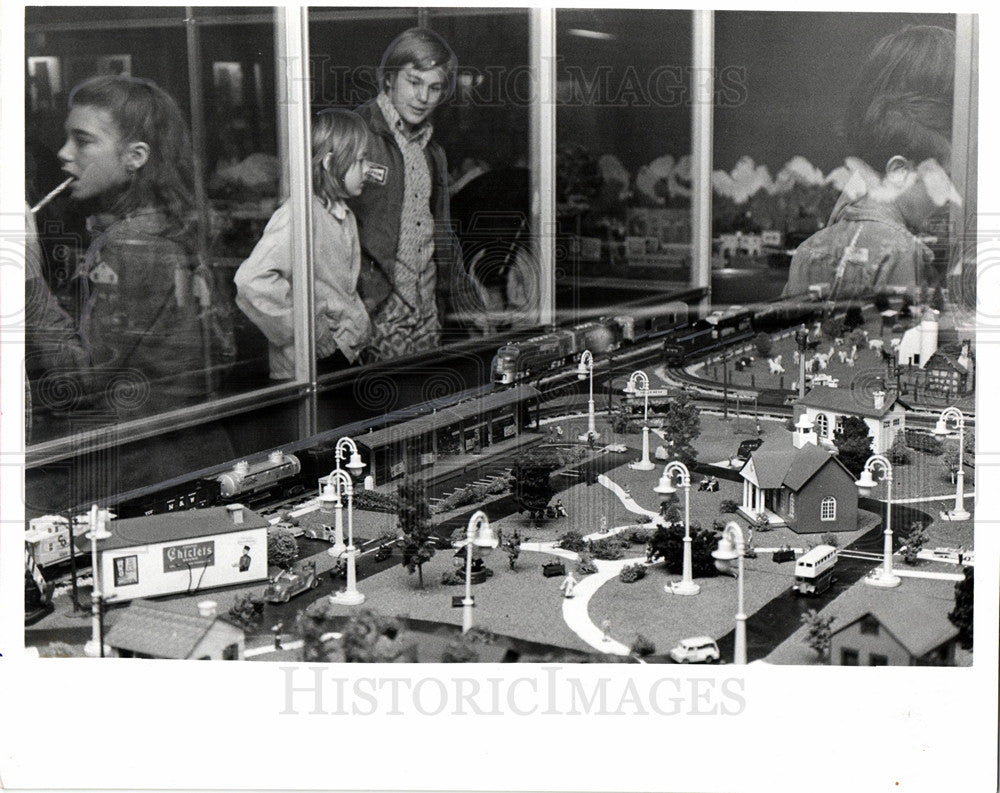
(364, 162), (388, 185)
(89, 261), (119, 285)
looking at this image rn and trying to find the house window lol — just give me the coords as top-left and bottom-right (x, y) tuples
(820, 496), (836, 521)
(113, 555), (139, 587)
(835, 416), (844, 434)
(912, 354), (920, 365)
(815, 413), (829, 437)
(788, 492), (795, 518)
(840, 648), (859, 666)
(860, 615), (880, 636)
(869, 653), (889, 666)
(893, 418), (900, 426)
(883, 421), (890, 429)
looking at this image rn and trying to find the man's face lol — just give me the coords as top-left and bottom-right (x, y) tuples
(385, 65), (447, 131)
(57, 105), (132, 201)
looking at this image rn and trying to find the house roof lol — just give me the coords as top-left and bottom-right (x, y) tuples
(105, 599), (243, 659)
(743, 444), (853, 493)
(76, 505), (268, 553)
(782, 443), (854, 491)
(830, 588), (959, 658)
(797, 386), (903, 419)
(925, 350), (968, 375)
(743, 450), (791, 489)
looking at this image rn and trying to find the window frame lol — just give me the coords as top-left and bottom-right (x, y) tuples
(820, 496), (837, 522)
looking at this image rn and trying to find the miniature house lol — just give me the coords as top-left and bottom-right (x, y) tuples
(105, 599), (245, 660)
(829, 589), (959, 666)
(795, 387), (907, 454)
(738, 444), (858, 533)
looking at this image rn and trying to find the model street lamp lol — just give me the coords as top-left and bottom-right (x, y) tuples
(933, 407), (970, 521)
(454, 510), (498, 633)
(83, 505), (112, 658)
(855, 454), (901, 588)
(576, 349), (599, 442)
(655, 461), (700, 595)
(711, 520), (748, 664)
(326, 469), (365, 605)
(334, 436), (366, 476)
(624, 370), (655, 470)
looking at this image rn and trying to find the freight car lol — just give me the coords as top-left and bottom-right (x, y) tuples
(662, 306), (755, 366)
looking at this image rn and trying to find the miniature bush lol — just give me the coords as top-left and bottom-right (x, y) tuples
(267, 526), (299, 570)
(719, 499), (740, 515)
(949, 567), (973, 650)
(902, 522), (929, 565)
(800, 609), (834, 659)
(904, 428), (943, 456)
(576, 552), (598, 575)
(649, 522), (718, 577)
(627, 527), (654, 545)
(228, 593), (265, 630)
(820, 532), (839, 549)
(588, 536), (627, 560)
(843, 304), (864, 330)
(618, 562), (647, 583)
(557, 531), (587, 552)
(630, 634), (656, 657)
(753, 331), (773, 358)
(888, 433), (911, 465)
(352, 489), (400, 513)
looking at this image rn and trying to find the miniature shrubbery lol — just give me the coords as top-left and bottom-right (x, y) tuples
(630, 634), (656, 657)
(576, 552), (598, 575)
(618, 562), (647, 583)
(719, 499), (740, 515)
(587, 535), (628, 560)
(557, 531), (587, 552)
(352, 489), (400, 513)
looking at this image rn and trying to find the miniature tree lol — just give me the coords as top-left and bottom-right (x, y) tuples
(267, 526), (299, 570)
(659, 389), (701, 467)
(949, 567), (973, 650)
(800, 608), (834, 660)
(873, 293), (890, 313)
(843, 304), (864, 330)
(833, 416), (874, 477)
(902, 521), (929, 565)
(512, 464), (556, 519)
(659, 492), (680, 522)
(821, 315), (844, 339)
(397, 478), (436, 589)
(753, 332), (773, 358)
(630, 634), (656, 658)
(503, 530), (522, 570)
(648, 522), (717, 577)
(888, 433), (911, 465)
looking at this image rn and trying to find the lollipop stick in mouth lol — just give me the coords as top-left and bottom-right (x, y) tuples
(30, 177), (76, 214)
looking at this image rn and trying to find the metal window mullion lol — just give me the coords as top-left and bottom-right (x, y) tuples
(531, 8), (556, 329)
(277, 6), (317, 438)
(691, 10), (714, 316)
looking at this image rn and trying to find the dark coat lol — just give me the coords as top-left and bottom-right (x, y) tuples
(348, 99), (462, 319)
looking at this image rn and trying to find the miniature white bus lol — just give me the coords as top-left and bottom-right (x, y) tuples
(791, 544), (838, 595)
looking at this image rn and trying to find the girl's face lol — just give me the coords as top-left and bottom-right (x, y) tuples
(340, 148), (367, 198)
(58, 105), (132, 201)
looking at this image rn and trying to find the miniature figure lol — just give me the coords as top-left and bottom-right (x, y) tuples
(559, 571), (578, 598)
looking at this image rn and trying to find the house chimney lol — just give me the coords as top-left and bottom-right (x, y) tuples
(872, 390), (885, 410)
(793, 413), (817, 448)
(197, 600), (217, 618)
(226, 503), (245, 524)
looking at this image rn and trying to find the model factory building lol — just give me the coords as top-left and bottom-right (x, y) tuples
(75, 504), (269, 602)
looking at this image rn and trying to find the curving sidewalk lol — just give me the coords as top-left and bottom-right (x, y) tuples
(520, 473), (665, 655)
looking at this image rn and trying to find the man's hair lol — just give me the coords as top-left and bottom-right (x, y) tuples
(377, 26), (457, 95)
(311, 108), (368, 203)
(843, 25), (955, 170)
(69, 74), (196, 243)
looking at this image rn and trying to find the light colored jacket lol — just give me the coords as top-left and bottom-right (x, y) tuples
(235, 195), (370, 379)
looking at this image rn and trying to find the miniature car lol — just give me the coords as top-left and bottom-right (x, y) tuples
(263, 560), (320, 603)
(735, 438), (763, 461)
(669, 636), (720, 664)
(606, 443), (628, 453)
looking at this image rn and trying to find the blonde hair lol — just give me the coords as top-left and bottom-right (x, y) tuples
(312, 109), (368, 204)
